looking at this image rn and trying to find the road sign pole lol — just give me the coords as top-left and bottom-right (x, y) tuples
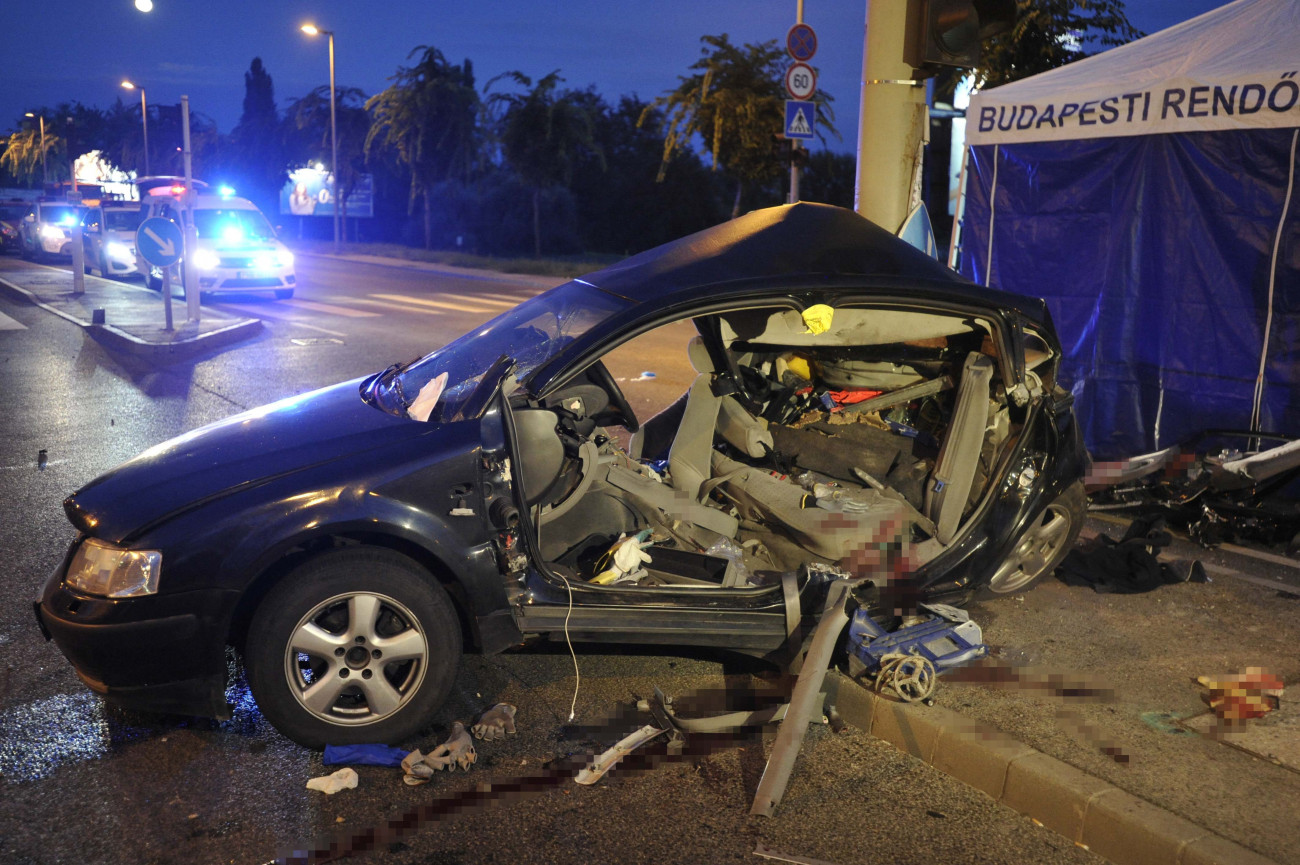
(162, 267), (174, 331)
(785, 18), (818, 206)
(181, 95), (200, 323)
(792, 1), (802, 203)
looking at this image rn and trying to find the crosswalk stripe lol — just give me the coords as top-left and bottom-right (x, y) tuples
(281, 298), (380, 318)
(0, 311), (26, 331)
(478, 292), (532, 303)
(436, 293), (518, 309)
(371, 293), (494, 313)
(350, 297), (444, 316)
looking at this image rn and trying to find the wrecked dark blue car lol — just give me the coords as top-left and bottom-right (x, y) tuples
(36, 203), (1086, 747)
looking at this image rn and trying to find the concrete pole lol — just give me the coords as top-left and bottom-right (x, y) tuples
(181, 95), (200, 322)
(854, 0), (928, 234)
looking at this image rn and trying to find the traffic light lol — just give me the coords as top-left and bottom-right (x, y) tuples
(905, 0), (1017, 75)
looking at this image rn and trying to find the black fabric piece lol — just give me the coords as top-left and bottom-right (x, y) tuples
(1057, 515), (1200, 594)
(635, 390), (689, 462)
(768, 421), (927, 509)
(771, 422), (905, 482)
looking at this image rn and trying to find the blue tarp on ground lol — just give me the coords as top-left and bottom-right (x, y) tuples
(957, 0), (1300, 460)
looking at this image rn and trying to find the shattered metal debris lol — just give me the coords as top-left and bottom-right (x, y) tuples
(37, 449), (47, 470)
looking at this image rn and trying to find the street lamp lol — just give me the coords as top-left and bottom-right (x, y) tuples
(121, 80), (150, 176)
(301, 22), (340, 253)
(23, 112), (47, 188)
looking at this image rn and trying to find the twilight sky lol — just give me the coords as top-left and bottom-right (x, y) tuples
(2, 0), (1234, 150)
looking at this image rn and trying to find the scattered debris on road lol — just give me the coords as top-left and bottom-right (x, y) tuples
(305, 767), (359, 795)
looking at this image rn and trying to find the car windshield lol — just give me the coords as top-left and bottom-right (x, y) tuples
(372, 280), (631, 422)
(40, 206), (81, 226)
(193, 208), (275, 242)
(105, 210), (143, 232)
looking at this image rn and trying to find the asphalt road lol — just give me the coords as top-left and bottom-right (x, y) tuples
(0, 253), (1109, 865)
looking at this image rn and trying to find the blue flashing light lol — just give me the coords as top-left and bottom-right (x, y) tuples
(218, 185), (236, 198)
(220, 223), (246, 243)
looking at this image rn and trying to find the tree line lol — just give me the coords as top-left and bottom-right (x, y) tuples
(1, 3), (1139, 259)
(0, 35), (849, 259)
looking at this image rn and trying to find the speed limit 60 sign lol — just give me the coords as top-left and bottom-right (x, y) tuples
(785, 62), (817, 100)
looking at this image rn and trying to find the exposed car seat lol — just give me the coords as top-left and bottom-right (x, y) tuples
(924, 352), (995, 544)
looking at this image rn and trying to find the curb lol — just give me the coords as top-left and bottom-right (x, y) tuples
(824, 671), (1279, 865)
(0, 275), (262, 358)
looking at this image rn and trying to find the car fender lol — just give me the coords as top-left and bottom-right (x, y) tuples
(132, 449), (515, 650)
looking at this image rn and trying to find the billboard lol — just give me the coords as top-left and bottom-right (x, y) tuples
(280, 166), (373, 218)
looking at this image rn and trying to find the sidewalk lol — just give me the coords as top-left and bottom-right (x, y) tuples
(829, 514), (1296, 865)
(0, 259), (261, 358)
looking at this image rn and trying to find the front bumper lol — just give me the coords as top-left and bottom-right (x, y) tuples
(35, 563), (234, 718)
(198, 268), (296, 292)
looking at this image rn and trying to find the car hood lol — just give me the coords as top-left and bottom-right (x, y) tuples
(67, 377), (432, 542)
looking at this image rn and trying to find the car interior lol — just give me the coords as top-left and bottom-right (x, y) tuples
(510, 302), (1055, 592)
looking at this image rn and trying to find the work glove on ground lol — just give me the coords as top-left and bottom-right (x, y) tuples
(472, 703), (518, 740)
(401, 722), (477, 785)
(428, 721), (477, 771)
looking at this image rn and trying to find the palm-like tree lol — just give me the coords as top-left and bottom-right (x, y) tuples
(366, 47), (479, 249)
(0, 127), (57, 187)
(647, 34), (835, 218)
(487, 70), (603, 258)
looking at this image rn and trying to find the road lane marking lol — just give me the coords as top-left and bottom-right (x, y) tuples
(280, 298), (380, 318)
(0, 311), (26, 331)
(370, 293), (494, 313)
(242, 306), (349, 335)
(478, 292), (533, 303)
(436, 293), (519, 308)
(350, 297), (444, 316)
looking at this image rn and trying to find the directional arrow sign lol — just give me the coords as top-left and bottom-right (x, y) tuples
(137, 216), (183, 268)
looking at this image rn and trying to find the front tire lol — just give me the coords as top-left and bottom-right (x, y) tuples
(245, 548), (462, 748)
(981, 481), (1086, 597)
(274, 288), (294, 300)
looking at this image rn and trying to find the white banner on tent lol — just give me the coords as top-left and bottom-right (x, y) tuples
(968, 0), (1300, 146)
(971, 73), (1300, 145)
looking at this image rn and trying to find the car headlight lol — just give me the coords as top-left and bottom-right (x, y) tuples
(65, 537), (161, 598)
(252, 251), (277, 271)
(193, 249), (220, 270)
(105, 241), (133, 262)
(40, 224), (65, 241)
(276, 249), (294, 268)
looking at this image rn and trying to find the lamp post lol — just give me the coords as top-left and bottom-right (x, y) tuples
(121, 80), (150, 176)
(23, 113), (47, 188)
(301, 23), (340, 253)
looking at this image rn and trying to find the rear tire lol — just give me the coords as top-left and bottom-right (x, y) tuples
(245, 548), (462, 748)
(980, 481), (1086, 597)
(147, 274), (162, 291)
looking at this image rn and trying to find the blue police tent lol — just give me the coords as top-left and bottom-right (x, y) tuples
(956, 0), (1300, 460)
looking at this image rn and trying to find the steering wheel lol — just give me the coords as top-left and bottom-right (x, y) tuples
(588, 359), (639, 432)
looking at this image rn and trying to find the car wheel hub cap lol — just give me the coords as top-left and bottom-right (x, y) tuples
(988, 503), (1072, 593)
(283, 591), (428, 726)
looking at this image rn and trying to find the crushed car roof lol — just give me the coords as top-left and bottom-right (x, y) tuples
(577, 202), (1049, 323)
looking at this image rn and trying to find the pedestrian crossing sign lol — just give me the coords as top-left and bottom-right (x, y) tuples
(785, 100), (815, 140)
